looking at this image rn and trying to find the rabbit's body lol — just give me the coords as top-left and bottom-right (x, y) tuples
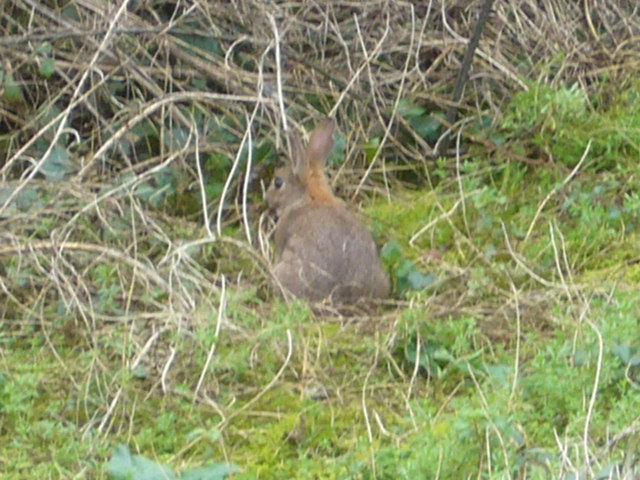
(266, 119), (389, 304)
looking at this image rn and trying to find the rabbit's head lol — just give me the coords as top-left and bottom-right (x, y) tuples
(266, 118), (338, 220)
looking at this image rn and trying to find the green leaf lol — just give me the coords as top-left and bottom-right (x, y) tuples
(380, 241), (403, 264)
(407, 269), (435, 290)
(397, 98), (426, 118)
(186, 428), (221, 443)
(40, 58), (56, 78)
(107, 444), (177, 480)
(205, 119), (239, 144)
(175, 30), (222, 57)
(405, 341), (435, 374)
(62, 4), (80, 21)
(181, 463), (241, 480)
(485, 364), (512, 387)
(0, 186), (47, 217)
(431, 347), (455, 364)
(594, 462), (625, 480)
(4, 74), (24, 103)
(163, 127), (191, 151)
(612, 343), (632, 364)
(36, 43), (52, 55)
(572, 348), (589, 367)
(409, 114), (442, 143)
(395, 259), (415, 279)
(131, 366), (149, 379)
(40, 145), (74, 181)
(364, 136), (380, 162)
(254, 141), (274, 165)
(327, 132), (346, 166)
(130, 120), (158, 140)
(15, 188), (42, 212)
(192, 77), (207, 89)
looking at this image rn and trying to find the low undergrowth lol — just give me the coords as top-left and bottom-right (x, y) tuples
(3, 1), (640, 479)
(4, 78), (640, 479)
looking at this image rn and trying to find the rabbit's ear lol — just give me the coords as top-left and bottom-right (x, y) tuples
(289, 129), (306, 180)
(306, 118), (335, 167)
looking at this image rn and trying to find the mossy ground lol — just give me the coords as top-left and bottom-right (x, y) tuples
(4, 81), (640, 478)
(2, 2), (640, 479)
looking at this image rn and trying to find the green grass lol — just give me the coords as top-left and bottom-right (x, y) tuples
(3, 79), (640, 479)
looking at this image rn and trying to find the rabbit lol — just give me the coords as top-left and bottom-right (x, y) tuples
(266, 118), (390, 303)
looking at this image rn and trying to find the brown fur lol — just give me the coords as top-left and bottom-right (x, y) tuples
(266, 118), (390, 303)
(304, 119), (337, 205)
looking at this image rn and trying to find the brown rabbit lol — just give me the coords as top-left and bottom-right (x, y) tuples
(266, 118), (390, 303)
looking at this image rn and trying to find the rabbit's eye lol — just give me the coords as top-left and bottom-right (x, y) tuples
(274, 177), (284, 189)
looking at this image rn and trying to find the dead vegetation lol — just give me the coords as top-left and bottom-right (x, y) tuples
(2, 0), (640, 478)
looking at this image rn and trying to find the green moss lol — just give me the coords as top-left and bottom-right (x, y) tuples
(6, 75), (640, 479)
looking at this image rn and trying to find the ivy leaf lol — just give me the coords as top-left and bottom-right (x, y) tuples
(397, 98), (426, 118)
(409, 114), (442, 143)
(107, 444), (177, 480)
(4, 74), (24, 103)
(327, 132), (346, 166)
(36, 43), (52, 55)
(407, 269), (435, 290)
(181, 463), (241, 480)
(364, 136), (381, 163)
(612, 343), (632, 365)
(163, 127), (191, 151)
(629, 353), (640, 367)
(40, 58), (56, 78)
(40, 145), (74, 181)
(380, 240), (403, 264)
(107, 444), (240, 480)
(174, 28), (222, 57)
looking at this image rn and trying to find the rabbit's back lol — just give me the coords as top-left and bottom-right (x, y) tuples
(273, 203), (389, 303)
